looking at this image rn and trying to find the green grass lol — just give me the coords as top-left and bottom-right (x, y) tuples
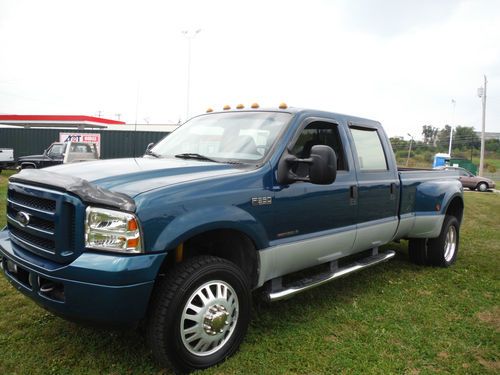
(0, 173), (499, 374)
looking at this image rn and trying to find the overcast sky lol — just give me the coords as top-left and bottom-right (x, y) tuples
(1, 0), (499, 139)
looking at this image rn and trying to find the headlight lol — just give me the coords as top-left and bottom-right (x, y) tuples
(85, 207), (143, 254)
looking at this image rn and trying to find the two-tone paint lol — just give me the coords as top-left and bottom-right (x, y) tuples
(0, 108), (463, 325)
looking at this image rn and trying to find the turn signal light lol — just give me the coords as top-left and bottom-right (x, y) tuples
(127, 218), (138, 231)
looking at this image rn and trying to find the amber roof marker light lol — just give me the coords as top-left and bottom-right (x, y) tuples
(251, 103), (260, 109)
(223, 105), (231, 110)
(206, 107), (214, 113)
(236, 104), (244, 109)
(279, 102), (288, 109)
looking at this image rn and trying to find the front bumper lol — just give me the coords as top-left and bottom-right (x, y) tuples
(0, 230), (166, 326)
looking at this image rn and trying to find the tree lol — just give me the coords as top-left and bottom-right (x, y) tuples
(389, 137), (408, 152)
(422, 125), (439, 146)
(453, 126), (480, 150)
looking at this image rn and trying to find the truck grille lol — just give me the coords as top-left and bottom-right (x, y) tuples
(8, 190), (56, 212)
(6, 182), (83, 263)
(9, 227), (56, 252)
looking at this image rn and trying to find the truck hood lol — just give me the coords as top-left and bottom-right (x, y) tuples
(44, 157), (246, 197)
(18, 154), (45, 161)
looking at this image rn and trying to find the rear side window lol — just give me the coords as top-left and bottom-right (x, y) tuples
(350, 128), (388, 171)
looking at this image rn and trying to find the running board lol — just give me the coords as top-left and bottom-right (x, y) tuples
(267, 250), (396, 302)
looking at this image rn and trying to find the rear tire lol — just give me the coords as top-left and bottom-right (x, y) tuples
(427, 216), (459, 267)
(147, 256), (251, 373)
(408, 238), (428, 265)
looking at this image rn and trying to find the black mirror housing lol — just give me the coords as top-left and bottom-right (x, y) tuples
(277, 145), (337, 185)
(309, 145), (337, 185)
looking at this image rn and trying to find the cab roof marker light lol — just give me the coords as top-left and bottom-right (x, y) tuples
(223, 105), (231, 110)
(206, 107), (214, 113)
(236, 104), (244, 109)
(279, 102), (288, 109)
(251, 103), (259, 109)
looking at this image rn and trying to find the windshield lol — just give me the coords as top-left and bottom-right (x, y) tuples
(151, 111), (292, 163)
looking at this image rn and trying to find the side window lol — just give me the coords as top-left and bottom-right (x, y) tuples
(291, 121), (347, 174)
(48, 144), (64, 157)
(350, 127), (388, 171)
(460, 170), (469, 177)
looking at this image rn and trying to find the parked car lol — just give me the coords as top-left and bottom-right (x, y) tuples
(436, 166), (496, 192)
(17, 142), (99, 169)
(2, 106), (464, 373)
(0, 148), (15, 174)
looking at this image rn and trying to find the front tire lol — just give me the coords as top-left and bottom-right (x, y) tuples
(427, 216), (459, 267)
(477, 182), (488, 192)
(147, 256), (251, 373)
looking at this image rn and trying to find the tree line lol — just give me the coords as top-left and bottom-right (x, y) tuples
(391, 125), (500, 153)
(390, 125), (499, 169)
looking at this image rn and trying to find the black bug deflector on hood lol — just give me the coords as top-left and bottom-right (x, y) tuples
(10, 169), (136, 212)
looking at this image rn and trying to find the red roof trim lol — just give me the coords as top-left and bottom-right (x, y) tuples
(0, 115), (125, 125)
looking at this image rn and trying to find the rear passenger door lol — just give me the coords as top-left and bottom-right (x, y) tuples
(348, 124), (399, 251)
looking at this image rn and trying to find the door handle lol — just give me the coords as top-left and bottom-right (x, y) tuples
(390, 183), (396, 200)
(350, 185), (358, 205)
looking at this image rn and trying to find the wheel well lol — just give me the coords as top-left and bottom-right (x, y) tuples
(20, 162), (36, 169)
(161, 229), (259, 288)
(446, 196), (464, 224)
(476, 181), (489, 187)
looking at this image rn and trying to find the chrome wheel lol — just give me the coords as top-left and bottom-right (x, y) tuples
(181, 280), (239, 357)
(443, 225), (457, 262)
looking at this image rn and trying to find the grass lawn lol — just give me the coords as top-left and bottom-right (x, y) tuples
(0, 171), (499, 374)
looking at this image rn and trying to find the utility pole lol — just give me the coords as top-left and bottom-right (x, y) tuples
(182, 29), (201, 122)
(448, 99), (456, 156)
(406, 133), (413, 167)
(477, 75), (487, 176)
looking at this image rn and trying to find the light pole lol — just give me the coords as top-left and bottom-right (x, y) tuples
(448, 99), (456, 156)
(182, 29), (201, 121)
(406, 133), (414, 167)
(477, 75), (487, 176)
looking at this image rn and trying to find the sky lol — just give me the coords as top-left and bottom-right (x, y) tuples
(1, 0), (499, 139)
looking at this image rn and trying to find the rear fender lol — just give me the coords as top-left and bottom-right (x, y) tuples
(409, 179), (463, 238)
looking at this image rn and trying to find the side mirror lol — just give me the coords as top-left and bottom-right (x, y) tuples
(308, 145), (337, 185)
(277, 145), (337, 185)
(145, 142), (155, 153)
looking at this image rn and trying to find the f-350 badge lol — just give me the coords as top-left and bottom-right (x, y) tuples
(251, 197), (272, 206)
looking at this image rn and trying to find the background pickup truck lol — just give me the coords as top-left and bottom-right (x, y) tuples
(0, 107), (463, 373)
(17, 141), (99, 169)
(0, 148), (15, 174)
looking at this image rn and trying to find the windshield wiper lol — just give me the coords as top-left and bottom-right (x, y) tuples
(174, 153), (219, 162)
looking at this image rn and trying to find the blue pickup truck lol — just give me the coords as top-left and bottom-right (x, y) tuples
(0, 107), (463, 372)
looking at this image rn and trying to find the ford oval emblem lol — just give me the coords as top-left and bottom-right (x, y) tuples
(16, 211), (30, 227)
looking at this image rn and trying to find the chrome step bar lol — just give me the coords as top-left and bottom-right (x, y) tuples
(267, 250), (396, 302)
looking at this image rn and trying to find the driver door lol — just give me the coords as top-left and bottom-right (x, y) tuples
(268, 118), (358, 276)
